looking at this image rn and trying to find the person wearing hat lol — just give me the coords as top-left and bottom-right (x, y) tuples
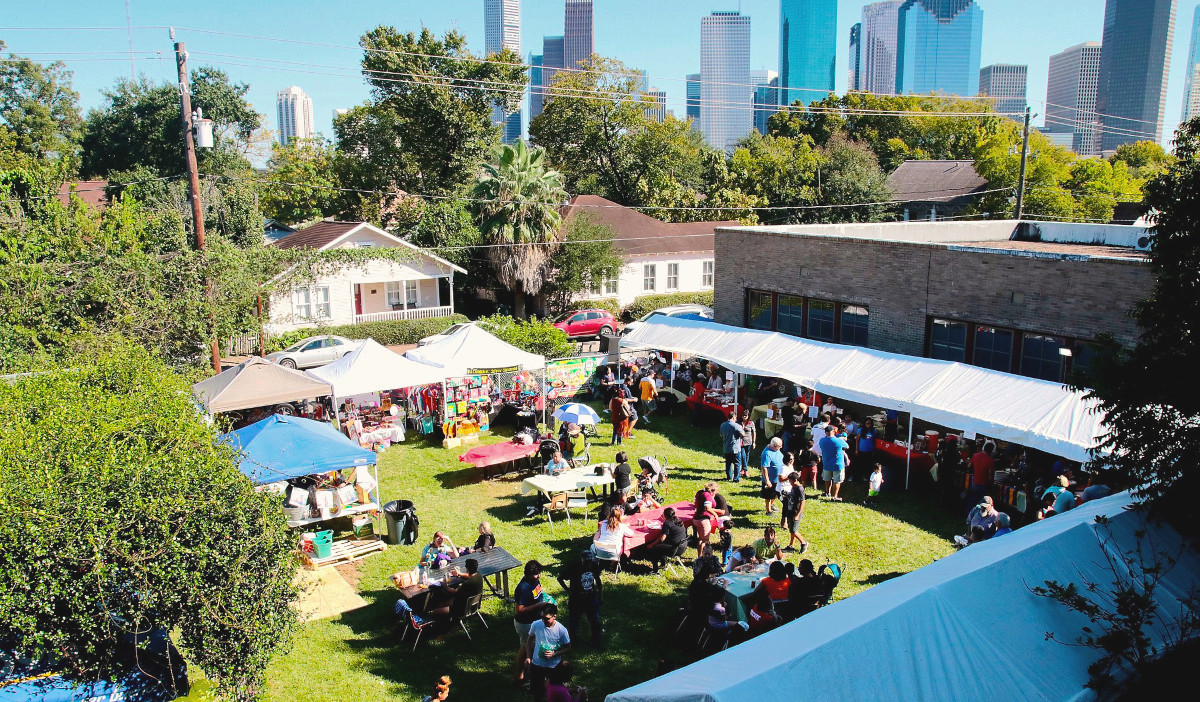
(562, 424), (587, 467)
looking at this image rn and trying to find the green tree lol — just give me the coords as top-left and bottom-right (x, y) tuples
(472, 140), (567, 319)
(0, 41), (82, 165)
(1110, 140), (1175, 182)
(476, 313), (574, 357)
(0, 339), (297, 700)
(810, 137), (893, 223)
(972, 123), (1078, 219)
(261, 137), (342, 225)
(539, 213), (625, 315)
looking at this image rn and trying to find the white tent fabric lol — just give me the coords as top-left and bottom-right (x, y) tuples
(405, 323), (545, 376)
(192, 357), (332, 413)
(620, 317), (1105, 461)
(305, 338), (445, 399)
(607, 492), (1200, 702)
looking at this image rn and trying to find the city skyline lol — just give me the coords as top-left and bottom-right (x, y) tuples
(275, 85), (314, 145)
(699, 10), (753, 152)
(1095, 0), (1178, 150)
(484, 0), (522, 144)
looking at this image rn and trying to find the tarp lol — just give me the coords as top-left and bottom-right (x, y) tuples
(221, 414), (376, 484)
(192, 356), (333, 413)
(620, 316), (1105, 461)
(405, 323), (545, 375)
(305, 338), (445, 399)
(607, 492), (1200, 702)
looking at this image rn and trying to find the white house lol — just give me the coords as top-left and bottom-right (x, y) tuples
(562, 195), (735, 307)
(268, 221), (466, 333)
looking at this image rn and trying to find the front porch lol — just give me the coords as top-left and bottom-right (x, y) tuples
(353, 277), (454, 324)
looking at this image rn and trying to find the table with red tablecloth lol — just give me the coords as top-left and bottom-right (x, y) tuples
(616, 500), (720, 555)
(459, 441), (540, 479)
(873, 439), (934, 473)
(685, 393), (743, 420)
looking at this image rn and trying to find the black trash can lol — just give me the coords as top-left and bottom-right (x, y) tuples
(384, 499), (419, 546)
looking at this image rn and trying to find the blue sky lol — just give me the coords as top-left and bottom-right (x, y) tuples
(2, 1), (1195, 148)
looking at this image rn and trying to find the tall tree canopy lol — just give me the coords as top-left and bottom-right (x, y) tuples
(0, 41), (82, 166)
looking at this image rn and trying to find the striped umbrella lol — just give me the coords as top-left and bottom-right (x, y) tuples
(551, 402), (602, 425)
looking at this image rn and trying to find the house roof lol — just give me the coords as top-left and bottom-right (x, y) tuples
(887, 160), (989, 205)
(56, 180), (109, 210)
(561, 195), (737, 258)
(271, 220), (466, 274)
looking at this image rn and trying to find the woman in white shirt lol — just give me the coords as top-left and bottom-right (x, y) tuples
(592, 511), (634, 560)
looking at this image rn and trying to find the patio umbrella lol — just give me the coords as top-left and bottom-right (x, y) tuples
(552, 402), (601, 425)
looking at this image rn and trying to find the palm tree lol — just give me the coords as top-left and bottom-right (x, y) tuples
(472, 140), (568, 319)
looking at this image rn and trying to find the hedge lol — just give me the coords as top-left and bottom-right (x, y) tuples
(622, 291), (714, 321)
(561, 297), (622, 316)
(265, 315), (469, 353)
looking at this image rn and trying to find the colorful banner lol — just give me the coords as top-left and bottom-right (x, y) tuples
(546, 355), (605, 401)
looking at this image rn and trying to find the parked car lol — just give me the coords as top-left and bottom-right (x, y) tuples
(621, 304), (714, 337)
(416, 321), (476, 347)
(552, 309), (618, 339)
(265, 335), (361, 369)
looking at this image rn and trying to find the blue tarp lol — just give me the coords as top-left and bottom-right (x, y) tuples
(222, 414), (376, 484)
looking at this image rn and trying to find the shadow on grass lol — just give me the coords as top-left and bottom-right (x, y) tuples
(433, 465), (483, 490)
(856, 570), (905, 586)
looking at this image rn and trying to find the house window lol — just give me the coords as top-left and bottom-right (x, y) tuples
(604, 275), (618, 296)
(404, 280), (419, 307)
(643, 264), (656, 291)
(386, 281), (402, 307)
(588, 277), (602, 296)
(839, 305), (869, 347)
(1021, 334), (1066, 382)
(314, 286), (331, 319)
(777, 295), (804, 336)
(973, 325), (1014, 372)
(747, 290), (773, 330)
(666, 263), (679, 290)
(929, 318), (967, 362)
(294, 287), (330, 320)
(702, 260), (714, 287)
(806, 299), (835, 342)
(292, 288), (312, 319)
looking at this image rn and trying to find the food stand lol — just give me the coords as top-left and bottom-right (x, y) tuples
(192, 356), (334, 425)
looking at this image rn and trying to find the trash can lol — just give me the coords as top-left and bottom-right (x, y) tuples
(384, 499), (418, 546)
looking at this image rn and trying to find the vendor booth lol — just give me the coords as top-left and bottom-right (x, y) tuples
(192, 357), (333, 417)
(223, 414), (386, 569)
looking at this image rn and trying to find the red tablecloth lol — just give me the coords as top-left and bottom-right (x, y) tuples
(617, 500), (721, 554)
(685, 395), (743, 420)
(459, 442), (539, 468)
(873, 439), (934, 472)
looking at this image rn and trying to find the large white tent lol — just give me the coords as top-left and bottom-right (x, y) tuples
(405, 323), (545, 376)
(620, 316), (1105, 462)
(305, 338), (445, 399)
(192, 357), (332, 413)
(607, 492), (1200, 702)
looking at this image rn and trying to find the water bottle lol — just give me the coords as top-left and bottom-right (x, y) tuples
(419, 565), (428, 586)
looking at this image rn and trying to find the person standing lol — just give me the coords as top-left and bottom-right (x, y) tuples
(512, 561), (550, 689)
(797, 439), (821, 494)
(719, 414), (745, 482)
(780, 473), (809, 553)
(738, 408), (756, 481)
(854, 418), (877, 483)
(780, 397), (799, 452)
(969, 441), (996, 505)
(759, 437), (785, 514)
(525, 605), (572, 702)
(608, 393), (629, 446)
(638, 372), (657, 426)
(557, 552), (604, 650)
(818, 426), (849, 501)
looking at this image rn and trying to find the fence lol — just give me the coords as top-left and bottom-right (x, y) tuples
(226, 331), (268, 357)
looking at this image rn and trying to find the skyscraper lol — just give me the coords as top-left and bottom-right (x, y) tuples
(538, 35), (565, 114)
(1045, 42), (1103, 155)
(686, 73), (701, 124)
(564, 0), (594, 71)
(1180, 4), (1199, 122)
(1095, 0), (1177, 151)
(644, 90), (667, 123)
(848, 23), (862, 92)
(485, 0), (522, 144)
(860, 0), (902, 95)
(895, 0), (983, 97)
(700, 11), (752, 152)
(979, 64), (1028, 117)
(778, 0), (837, 107)
(529, 54), (545, 122)
(752, 70), (780, 134)
(276, 86), (314, 145)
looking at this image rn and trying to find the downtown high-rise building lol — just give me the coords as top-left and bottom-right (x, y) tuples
(1045, 42), (1103, 155)
(752, 69), (780, 134)
(979, 64), (1028, 117)
(895, 0), (983, 97)
(686, 73), (701, 124)
(778, 0), (837, 107)
(529, 54), (545, 122)
(484, 0), (522, 144)
(276, 86), (314, 145)
(1095, 0), (1177, 151)
(564, 0), (594, 71)
(644, 90), (667, 123)
(1180, 4), (1200, 122)
(531, 35), (565, 121)
(860, 0), (902, 95)
(700, 11), (752, 152)
(849, 23), (862, 91)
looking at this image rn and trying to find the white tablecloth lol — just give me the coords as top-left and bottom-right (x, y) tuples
(520, 466), (615, 496)
(360, 425), (404, 444)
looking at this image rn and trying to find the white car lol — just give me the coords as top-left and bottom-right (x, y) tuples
(621, 304), (714, 336)
(265, 335), (361, 369)
(417, 321), (475, 347)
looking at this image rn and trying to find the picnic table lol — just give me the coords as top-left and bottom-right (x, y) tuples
(396, 546), (523, 611)
(519, 466), (614, 499)
(619, 500), (714, 555)
(459, 441), (540, 479)
(712, 562), (772, 622)
(874, 439), (935, 473)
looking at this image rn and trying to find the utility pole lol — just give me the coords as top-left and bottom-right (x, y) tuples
(1014, 105), (1031, 220)
(174, 36), (221, 373)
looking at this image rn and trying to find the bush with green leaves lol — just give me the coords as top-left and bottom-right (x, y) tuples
(476, 313), (574, 358)
(265, 315), (469, 352)
(0, 338), (298, 701)
(622, 291), (715, 322)
(560, 297), (622, 316)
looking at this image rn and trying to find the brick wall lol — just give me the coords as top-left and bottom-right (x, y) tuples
(714, 230), (1154, 355)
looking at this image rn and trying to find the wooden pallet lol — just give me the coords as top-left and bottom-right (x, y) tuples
(303, 538), (386, 570)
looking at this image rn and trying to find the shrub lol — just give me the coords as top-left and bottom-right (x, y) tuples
(476, 314), (575, 358)
(265, 315), (469, 352)
(622, 291), (715, 322)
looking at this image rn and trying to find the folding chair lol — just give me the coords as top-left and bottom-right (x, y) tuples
(662, 543), (690, 578)
(565, 490), (589, 520)
(591, 545), (622, 578)
(545, 492), (571, 526)
(449, 593), (488, 641)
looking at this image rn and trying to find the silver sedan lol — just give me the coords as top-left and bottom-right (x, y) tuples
(265, 335), (361, 369)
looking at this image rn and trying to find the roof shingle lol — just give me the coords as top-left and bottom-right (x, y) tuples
(887, 160), (989, 204)
(561, 195), (737, 257)
(271, 221), (363, 250)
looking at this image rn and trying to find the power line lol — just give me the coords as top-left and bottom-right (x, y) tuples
(1042, 100), (1162, 128)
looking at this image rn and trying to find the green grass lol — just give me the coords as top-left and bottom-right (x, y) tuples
(254, 406), (958, 702)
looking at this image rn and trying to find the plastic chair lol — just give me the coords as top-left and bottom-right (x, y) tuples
(400, 610), (436, 652)
(662, 543), (689, 578)
(566, 490), (589, 520)
(545, 492), (571, 526)
(591, 544), (622, 578)
(449, 593), (488, 641)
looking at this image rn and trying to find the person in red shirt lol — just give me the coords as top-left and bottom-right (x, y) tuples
(969, 442), (995, 504)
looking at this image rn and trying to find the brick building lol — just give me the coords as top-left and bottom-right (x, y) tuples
(713, 220), (1154, 382)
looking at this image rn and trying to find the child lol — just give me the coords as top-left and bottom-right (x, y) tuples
(867, 463), (884, 505)
(422, 675), (452, 702)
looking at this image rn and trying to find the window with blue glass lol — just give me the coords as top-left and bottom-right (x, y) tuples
(973, 325), (1014, 372)
(839, 305), (869, 347)
(777, 295), (804, 336)
(747, 290), (773, 330)
(929, 319), (967, 362)
(1021, 334), (1066, 382)
(807, 299), (835, 342)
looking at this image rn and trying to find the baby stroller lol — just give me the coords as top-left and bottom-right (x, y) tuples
(537, 438), (563, 470)
(636, 456), (668, 499)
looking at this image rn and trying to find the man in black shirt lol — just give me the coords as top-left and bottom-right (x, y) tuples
(779, 473), (809, 554)
(557, 551), (604, 648)
(638, 506), (689, 573)
(427, 558), (484, 620)
(613, 451), (633, 497)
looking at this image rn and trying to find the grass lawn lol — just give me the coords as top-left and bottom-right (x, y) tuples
(258, 406), (960, 702)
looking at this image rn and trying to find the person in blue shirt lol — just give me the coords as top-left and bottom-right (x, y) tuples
(854, 418), (877, 483)
(818, 426), (850, 502)
(992, 512), (1013, 537)
(759, 437), (785, 514)
(719, 416), (745, 482)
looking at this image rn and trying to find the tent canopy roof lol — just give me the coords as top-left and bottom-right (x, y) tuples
(620, 316), (1104, 461)
(192, 357), (332, 413)
(607, 492), (1200, 702)
(221, 414), (376, 484)
(306, 338), (445, 398)
(405, 324), (545, 376)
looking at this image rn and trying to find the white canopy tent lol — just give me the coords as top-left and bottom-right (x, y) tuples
(620, 316), (1105, 463)
(405, 323), (546, 376)
(305, 338), (446, 400)
(607, 492), (1200, 702)
(192, 357), (333, 413)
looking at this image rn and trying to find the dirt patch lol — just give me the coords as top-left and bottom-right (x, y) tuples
(335, 561), (363, 589)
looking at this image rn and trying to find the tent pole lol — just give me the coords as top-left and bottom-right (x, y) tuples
(905, 417), (914, 491)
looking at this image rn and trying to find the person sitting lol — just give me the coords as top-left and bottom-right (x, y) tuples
(544, 449), (570, 476)
(460, 522), (495, 555)
(786, 559), (821, 619)
(725, 545), (757, 573)
(420, 532), (460, 569)
(426, 558), (484, 620)
(704, 600), (750, 646)
(747, 561), (791, 632)
(545, 661), (588, 702)
(1036, 492), (1058, 520)
(421, 675), (453, 702)
(691, 542), (723, 583)
(591, 511), (633, 565)
(637, 506), (688, 573)
(992, 512), (1013, 537)
(1044, 475), (1077, 515)
(966, 496), (999, 539)
(627, 486), (661, 514)
(752, 526), (784, 562)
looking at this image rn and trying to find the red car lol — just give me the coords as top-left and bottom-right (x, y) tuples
(552, 309), (618, 339)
